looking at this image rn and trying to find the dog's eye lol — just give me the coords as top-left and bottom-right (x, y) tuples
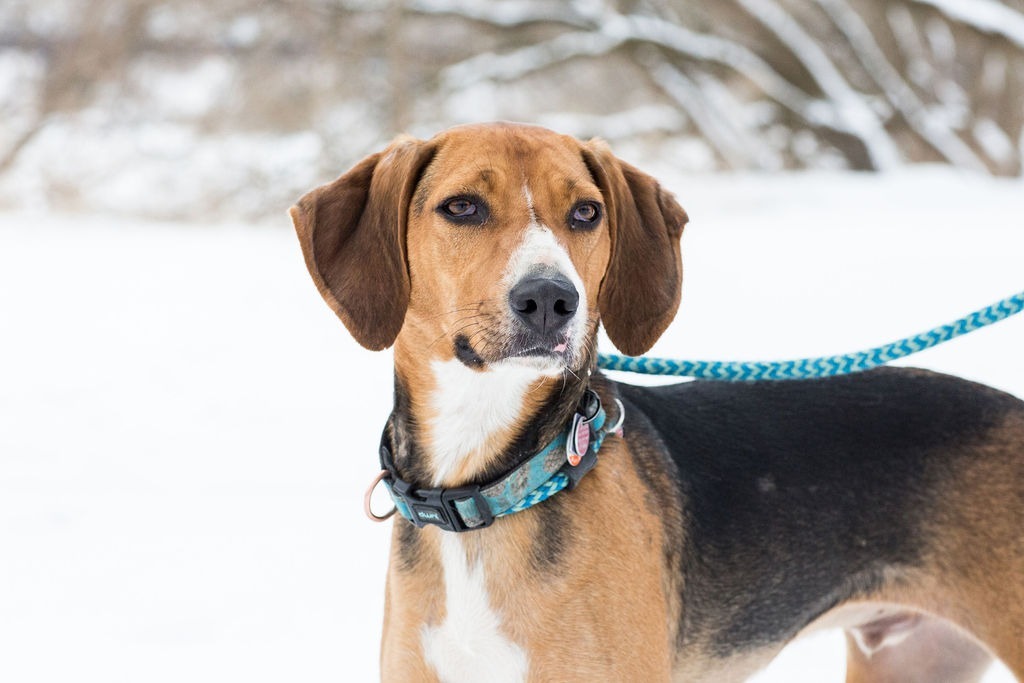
(569, 201), (602, 230)
(445, 199), (475, 216)
(438, 196), (488, 225)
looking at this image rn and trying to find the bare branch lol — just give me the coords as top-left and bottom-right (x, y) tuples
(649, 60), (752, 169)
(536, 105), (686, 141)
(816, 0), (986, 170)
(910, 0), (1024, 50)
(440, 10), (826, 124)
(922, 15), (971, 125)
(0, 125), (41, 176)
(972, 117), (1017, 169)
(439, 4), (913, 169)
(887, 4), (934, 90)
(407, 0), (594, 28)
(735, 0), (902, 170)
(440, 29), (620, 89)
(614, 13), (820, 118)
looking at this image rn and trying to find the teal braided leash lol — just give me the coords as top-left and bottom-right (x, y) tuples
(598, 289), (1024, 381)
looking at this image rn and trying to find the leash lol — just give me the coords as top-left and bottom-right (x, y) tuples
(598, 289), (1024, 381)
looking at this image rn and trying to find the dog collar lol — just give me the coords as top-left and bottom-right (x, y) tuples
(368, 390), (624, 533)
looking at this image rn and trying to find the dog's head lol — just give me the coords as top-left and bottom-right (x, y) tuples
(290, 123), (687, 371)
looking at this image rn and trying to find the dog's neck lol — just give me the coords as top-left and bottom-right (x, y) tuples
(388, 344), (594, 489)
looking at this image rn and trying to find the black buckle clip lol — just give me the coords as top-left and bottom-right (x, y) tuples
(389, 479), (495, 532)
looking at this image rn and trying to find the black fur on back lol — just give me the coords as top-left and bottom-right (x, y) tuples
(616, 366), (1022, 656)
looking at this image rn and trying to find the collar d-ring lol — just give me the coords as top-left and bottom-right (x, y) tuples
(364, 470), (397, 522)
(607, 398), (626, 435)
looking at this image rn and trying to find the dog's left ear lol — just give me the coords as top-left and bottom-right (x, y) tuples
(290, 136), (436, 350)
(583, 139), (688, 356)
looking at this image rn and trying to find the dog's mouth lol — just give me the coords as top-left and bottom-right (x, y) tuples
(511, 342), (568, 359)
(453, 333), (573, 371)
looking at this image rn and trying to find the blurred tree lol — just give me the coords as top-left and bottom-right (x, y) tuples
(1, 0), (1022, 218)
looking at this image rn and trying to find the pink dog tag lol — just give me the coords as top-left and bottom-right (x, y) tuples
(566, 413), (590, 467)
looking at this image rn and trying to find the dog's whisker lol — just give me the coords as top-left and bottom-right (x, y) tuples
(424, 303), (491, 321)
(427, 321), (487, 352)
(448, 314), (489, 332)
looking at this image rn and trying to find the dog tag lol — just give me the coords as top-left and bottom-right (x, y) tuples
(566, 413), (590, 467)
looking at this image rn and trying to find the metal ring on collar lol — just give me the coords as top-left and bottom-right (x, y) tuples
(364, 470), (397, 522)
(607, 398), (626, 434)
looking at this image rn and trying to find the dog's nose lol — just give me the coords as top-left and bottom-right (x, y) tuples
(509, 276), (579, 336)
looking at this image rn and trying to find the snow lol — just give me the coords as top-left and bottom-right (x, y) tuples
(912, 0), (1024, 50)
(0, 51), (324, 221)
(1, 116), (324, 220)
(974, 118), (1017, 166)
(0, 50), (44, 149)
(130, 57), (234, 120)
(225, 15), (263, 48)
(1, 168), (1021, 682)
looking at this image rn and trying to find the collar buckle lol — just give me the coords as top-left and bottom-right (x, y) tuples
(389, 478), (495, 532)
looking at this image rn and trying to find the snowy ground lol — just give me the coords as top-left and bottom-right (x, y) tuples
(1, 168), (1021, 682)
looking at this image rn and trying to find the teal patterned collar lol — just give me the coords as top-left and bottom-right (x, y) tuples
(376, 390), (624, 533)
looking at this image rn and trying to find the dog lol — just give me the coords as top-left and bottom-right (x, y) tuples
(290, 123), (1024, 682)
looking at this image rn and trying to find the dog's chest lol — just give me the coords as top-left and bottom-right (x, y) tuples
(421, 534), (529, 682)
(426, 358), (541, 485)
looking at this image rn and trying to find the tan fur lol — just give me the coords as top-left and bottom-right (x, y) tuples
(916, 412), (1024, 675)
(479, 441), (675, 680)
(380, 545), (444, 682)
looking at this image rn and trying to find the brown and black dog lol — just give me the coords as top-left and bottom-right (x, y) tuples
(291, 123), (1024, 682)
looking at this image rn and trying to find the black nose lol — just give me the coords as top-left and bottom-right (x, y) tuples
(509, 276), (579, 336)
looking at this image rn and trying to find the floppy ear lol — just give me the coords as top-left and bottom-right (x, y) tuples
(289, 137), (436, 350)
(583, 139), (688, 356)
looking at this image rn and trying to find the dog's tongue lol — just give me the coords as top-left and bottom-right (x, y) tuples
(553, 342), (568, 353)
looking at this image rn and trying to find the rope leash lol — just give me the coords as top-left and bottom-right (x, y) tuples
(598, 289), (1024, 381)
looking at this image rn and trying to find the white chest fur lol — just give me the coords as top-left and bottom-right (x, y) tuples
(427, 358), (547, 486)
(421, 535), (529, 682)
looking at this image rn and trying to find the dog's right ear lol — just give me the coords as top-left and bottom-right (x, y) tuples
(290, 137), (436, 350)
